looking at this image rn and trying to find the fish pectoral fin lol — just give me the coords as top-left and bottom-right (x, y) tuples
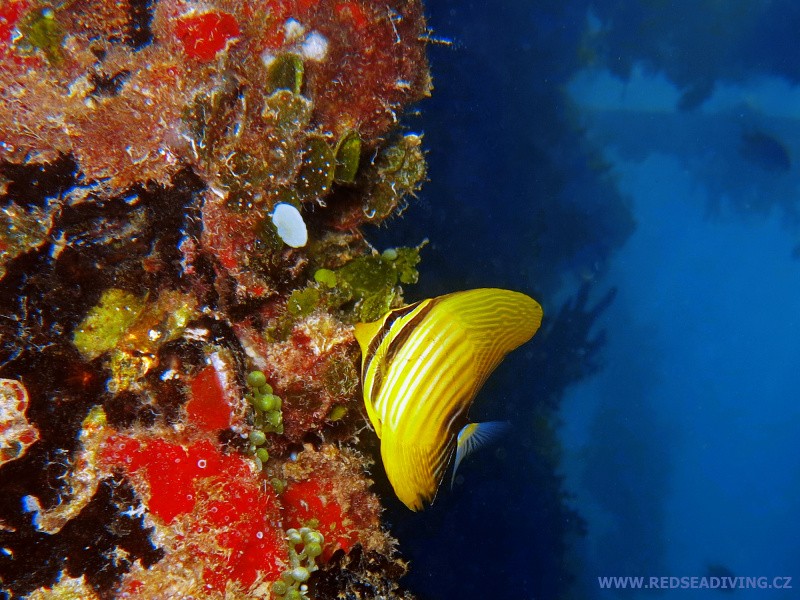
(450, 421), (510, 489)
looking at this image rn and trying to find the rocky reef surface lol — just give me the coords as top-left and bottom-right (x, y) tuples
(0, 1), (431, 597)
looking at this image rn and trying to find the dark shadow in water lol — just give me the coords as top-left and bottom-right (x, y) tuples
(369, 1), (634, 300)
(586, 1), (800, 110)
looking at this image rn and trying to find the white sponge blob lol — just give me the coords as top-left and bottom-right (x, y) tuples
(302, 31), (329, 62)
(270, 202), (308, 248)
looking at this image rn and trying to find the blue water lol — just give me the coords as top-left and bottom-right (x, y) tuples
(372, 2), (800, 598)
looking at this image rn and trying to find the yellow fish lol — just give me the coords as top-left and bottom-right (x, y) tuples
(354, 288), (543, 510)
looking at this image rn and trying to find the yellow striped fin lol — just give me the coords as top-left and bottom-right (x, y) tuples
(355, 288), (542, 510)
(433, 289), (543, 388)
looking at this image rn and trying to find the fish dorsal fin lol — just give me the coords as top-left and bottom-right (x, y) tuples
(437, 289), (543, 385)
(451, 421), (510, 488)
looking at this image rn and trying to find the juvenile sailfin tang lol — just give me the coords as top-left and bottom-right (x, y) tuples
(355, 288), (543, 510)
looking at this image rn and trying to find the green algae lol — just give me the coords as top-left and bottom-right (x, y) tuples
(336, 257), (396, 321)
(73, 289), (146, 360)
(249, 430), (267, 446)
(101, 291), (196, 393)
(267, 53), (305, 94)
(263, 90), (312, 133)
(246, 370), (267, 388)
(245, 370), (283, 466)
(364, 134), (426, 221)
(313, 268), (337, 288)
(273, 526), (325, 600)
(106, 348), (149, 394)
(296, 137), (335, 202)
(17, 7), (64, 65)
(287, 287), (322, 318)
(264, 242), (423, 342)
(220, 151), (270, 210)
(334, 130), (362, 184)
(334, 243), (425, 321)
(327, 404), (348, 422)
(270, 477), (287, 494)
(183, 83), (244, 161)
(391, 245), (424, 285)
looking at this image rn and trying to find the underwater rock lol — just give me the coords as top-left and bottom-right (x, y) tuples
(0, 378), (38, 467)
(310, 544), (415, 600)
(0, 0), (430, 194)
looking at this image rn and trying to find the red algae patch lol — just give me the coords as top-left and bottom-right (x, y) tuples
(186, 364), (233, 432)
(101, 436), (233, 523)
(101, 436), (286, 593)
(282, 479), (355, 560)
(175, 11), (240, 62)
(0, 0), (40, 68)
(98, 435), (392, 595)
(281, 444), (389, 562)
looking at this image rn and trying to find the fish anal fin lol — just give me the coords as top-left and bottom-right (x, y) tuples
(381, 433), (455, 511)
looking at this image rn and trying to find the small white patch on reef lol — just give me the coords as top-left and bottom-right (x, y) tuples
(284, 18), (306, 42)
(271, 202), (308, 248)
(302, 31), (329, 62)
(260, 50), (276, 68)
(209, 351), (232, 394)
(21, 495), (42, 530)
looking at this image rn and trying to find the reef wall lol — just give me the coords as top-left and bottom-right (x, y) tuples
(0, 1), (432, 597)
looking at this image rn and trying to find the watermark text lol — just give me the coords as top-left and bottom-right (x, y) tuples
(598, 575), (792, 591)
